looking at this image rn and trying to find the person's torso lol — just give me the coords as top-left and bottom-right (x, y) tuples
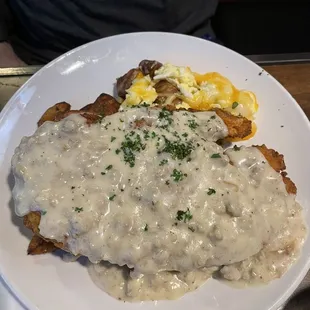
(8, 0), (218, 64)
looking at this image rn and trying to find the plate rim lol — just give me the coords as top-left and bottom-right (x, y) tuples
(0, 31), (310, 310)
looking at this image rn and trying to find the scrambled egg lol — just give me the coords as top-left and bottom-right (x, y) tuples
(123, 63), (258, 120)
(122, 73), (157, 106)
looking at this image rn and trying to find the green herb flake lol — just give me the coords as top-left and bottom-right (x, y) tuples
(144, 224), (148, 231)
(41, 210), (47, 215)
(159, 159), (168, 166)
(101, 172), (106, 175)
(171, 169), (187, 182)
(207, 188), (216, 195)
(109, 194), (116, 201)
(158, 108), (173, 129)
(211, 115), (216, 119)
(143, 130), (150, 140)
(111, 136), (116, 142)
(188, 119), (199, 130)
(106, 165), (113, 170)
(160, 137), (194, 161)
(232, 102), (239, 109)
(211, 153), (221, 158)
(151, 132), (157, 139)
(188, 227), (195, 232)
(233, 145), (241, 151)
(120, 132), (146, 167)
(119, 118), (124, 123)
(182, 133), (189, 137)
(74, 207), (83, 213)
(115, 149), (121, 154)
(176, 208), (193, 223)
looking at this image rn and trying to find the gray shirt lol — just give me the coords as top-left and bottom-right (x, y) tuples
(1, 0), (218, 64)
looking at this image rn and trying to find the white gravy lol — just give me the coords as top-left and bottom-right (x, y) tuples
(11, 107), (306, 301)
(88, 261), (217, 301)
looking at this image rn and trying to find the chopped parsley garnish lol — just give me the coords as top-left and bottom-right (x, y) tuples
(182, 133), (189, 137)
(115, 149), (121, 154)
(141, 102), (150, 107)
(211, 153), (221, 158)
(119, 118), (124, 123)
(151, 132), (157, 138)
(109, 194), (116, 201)
(188, 119), (199, 130)
(176, 208), (193, 223)
(160, 137), (194, 160)
(171, 169), (187, 182)
(119, 133), (146, 167)
(159, 159), (168, 166)
(165, 180), (170, 185)
(207, 188), (216, 195)
(101, 172), (106, 175)
(232, 102), (239, 109)
(111, 136), (116, 142)
(143, 130), (150, 140)
(41, 210), (47, 215)
(233, 145), (241, 151)
(144, 224), (148, 231)
(188, 227), (195, 232)
(74, 207), (83, 213)
(106, 165), (113, 170)
(211, 115), (216, 119)
(71, 186), (75, 190)
(158, 108), (173, 129)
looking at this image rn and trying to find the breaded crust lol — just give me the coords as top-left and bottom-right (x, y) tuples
(27, 235), (58, 255)
(161, 105), (253, 140)
(213, 108), (252, 139)
(255, 144), (297, 195)
(24, 211), (64, 254)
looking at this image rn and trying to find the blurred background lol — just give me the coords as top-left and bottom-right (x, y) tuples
(213, 0), (309, 56)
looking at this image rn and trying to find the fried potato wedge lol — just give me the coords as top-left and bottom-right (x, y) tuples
(38, 93), (120, 127)
(116, 68), (141, 98)
(37, 102), (71, 127)
(80, 93), (120, 117)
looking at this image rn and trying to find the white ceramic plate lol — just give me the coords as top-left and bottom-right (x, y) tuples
(0, 32), (309, 310)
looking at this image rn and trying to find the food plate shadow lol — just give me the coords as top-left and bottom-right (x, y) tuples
(6, 170), (32, 240)
(52, 251), (89, 268)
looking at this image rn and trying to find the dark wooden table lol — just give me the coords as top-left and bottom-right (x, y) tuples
(263, 63), (310, 119)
